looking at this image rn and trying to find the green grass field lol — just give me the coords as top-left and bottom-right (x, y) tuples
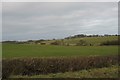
(3, 43), (118, 58)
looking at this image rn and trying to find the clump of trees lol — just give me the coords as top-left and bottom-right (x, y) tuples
(50, 40), (63, 45)
(35, 39), (45, 44)
(50, 41), (60, 45)
(100, 40), (120, 46)
(2, 41), (18, 44)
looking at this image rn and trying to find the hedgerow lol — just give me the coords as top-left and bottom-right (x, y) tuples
(2, 55), (118, 78)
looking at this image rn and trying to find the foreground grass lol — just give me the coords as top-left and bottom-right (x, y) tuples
(10, 65), (118, 78)
(3, 44), (118, 58)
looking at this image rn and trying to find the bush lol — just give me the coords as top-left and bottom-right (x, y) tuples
(100, 40), (120, 46)
(2, 55), (118, 78)
(76, 40), (87, 46)
(50, 41), (62, 45)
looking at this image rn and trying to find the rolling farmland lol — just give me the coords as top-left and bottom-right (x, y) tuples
(2, 36), (119, 78)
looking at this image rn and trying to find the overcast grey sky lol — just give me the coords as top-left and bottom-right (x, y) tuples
(2, 2), (118, 41)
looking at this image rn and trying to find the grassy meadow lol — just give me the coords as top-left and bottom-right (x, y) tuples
(3, 44), (118, 58)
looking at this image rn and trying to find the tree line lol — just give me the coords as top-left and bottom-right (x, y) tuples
(65, 34), (118, 39)
(2, 34), (119, 46)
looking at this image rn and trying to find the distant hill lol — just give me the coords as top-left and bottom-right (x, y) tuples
(2, 34), (119, 46)
(43, 35), (118, 46)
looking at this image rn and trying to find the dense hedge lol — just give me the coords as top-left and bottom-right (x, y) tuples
(2, 78), (119, 80)
(2, 55), (118, 79)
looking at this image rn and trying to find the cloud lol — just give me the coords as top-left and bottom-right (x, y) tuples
(2, 2), (118, 40)
(2, 0), (119, 2)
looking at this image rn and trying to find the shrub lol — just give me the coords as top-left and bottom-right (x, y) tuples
(100, 40), (120, 46)
(50, 41), (61, 45)
(76, 40), (87, 46)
